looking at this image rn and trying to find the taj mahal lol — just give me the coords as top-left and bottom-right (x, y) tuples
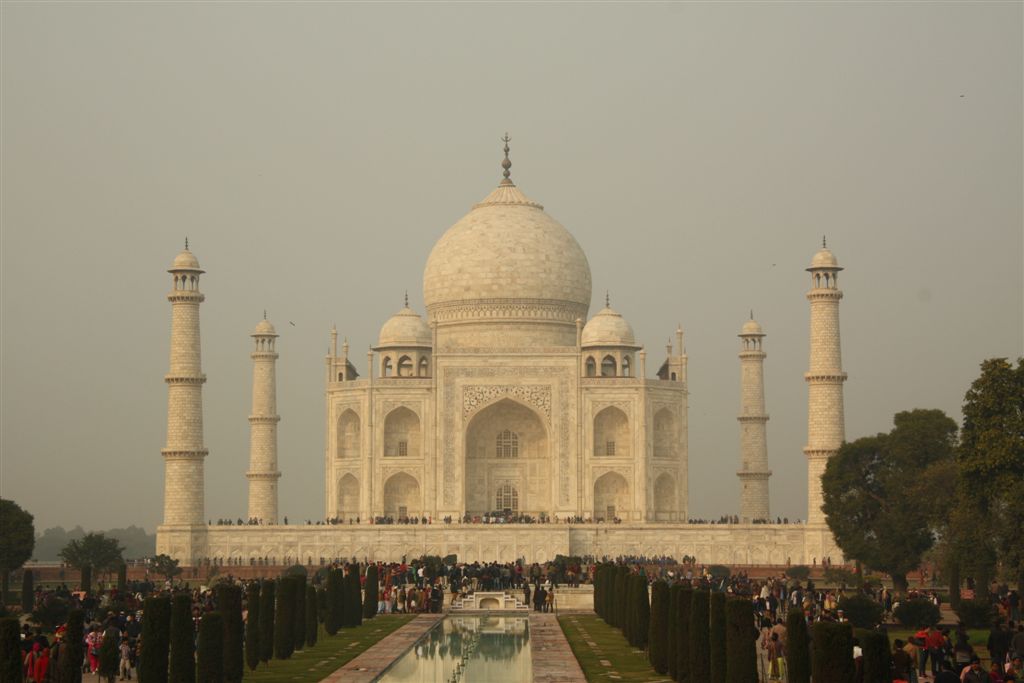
(156, 140), (847, 567)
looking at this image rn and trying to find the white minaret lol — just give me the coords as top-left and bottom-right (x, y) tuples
(247, 314), (281, 524)
(737, 314), (770, 523)
(804, 239), (847, 544)
(161, 242), (208, 527)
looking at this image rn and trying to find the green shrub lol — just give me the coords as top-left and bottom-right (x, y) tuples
(837, 593), (883, 628)
(326, 568), (344, 635)
(169, 593), (196, 683)
(648, 581), (669, 674)
(676, 587), (692, 683)
(0, 618), (21, 683)
(197, 612), (224, 683)
(245, 582), (260, 671)
(139, 595), (172, 683)
(823, 567), (858, 588)
(785, 566), (811, 581)
(689, 590), (710, 682)
(785, 608), (811, 683)
(363, 565), (379, 620)
(305, 585), (318, 648)
(58, 609), (86, 683)
(724, 597), (757, 683)
(291, 575), (306, 651)
(707, 565), (730, 580)
(855, 628), (890, 683)
(258, 579), (275, 664)
(954, 598), (996, 628)
(667, 584), (680, 680)
(21, 570), (34, 613)
(710, 592), (726, 683)
(216, 583), (244, 680)
(812, 621), (854, 683)
(893, 598), (940, 628)
(274, 577), (295, 659)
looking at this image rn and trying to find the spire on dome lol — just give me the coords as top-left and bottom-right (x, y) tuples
(605, 291), (610, 308)
(500, 133), (513, 186)
(404, 290), (409, 308)
(823, 235), (827, 248)
(185, 236), (189, 250)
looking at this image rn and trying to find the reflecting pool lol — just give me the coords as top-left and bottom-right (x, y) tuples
(375, 615), (531, 682)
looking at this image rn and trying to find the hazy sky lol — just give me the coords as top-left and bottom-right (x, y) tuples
(2, 2), (1021, 535)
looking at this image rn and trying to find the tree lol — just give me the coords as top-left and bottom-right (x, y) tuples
(856, 628), (890, 683)
(291, 575), (306, 652)
(151, 554), (182, 581)
(21, 569), (34, 613)
(958, 358), (1024, 591)
(785, 608), (811, 683)
(785, 566), (810, 582)
(274, 577), (295, 659)
(245, 582), (261, 671)
(258, 580), (275, 664)
(58, 608), (85, 683)
(893, 598), (940, 628)
(305, 585), (318, 648)
(811, 621), (854, 683)
(667, 583), (680, 680)
(0, 498), (34, 605)
(169, 593), (196, 683)
(116, 563), (127, 592)
(676, 587), (692, 683)
(822, 409), (958, 593)
(689, 590), (710, 682)
(196, 612), (224, 683)
(344, 566), (362, 628)
(613, 566), (628, 629)
(59, 533), (125, 590)
(648, 580), (669, 674)
(0, 617), (20, 683)
(836, 594), (883, 629)
(709, 591), (726, 683)
(139, 596), (171, 683)
(362, 565), (379, 620)
(216, 583), (244, 681)
(326, 568), (344, 635)
(724, 597), (757, 683)
(80, 566), (92, 594)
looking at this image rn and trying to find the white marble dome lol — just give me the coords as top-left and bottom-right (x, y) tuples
(740, 319), (764, 336)
(423, 180), (592, 330)
(810, 247), (840, 269)
(582, 306), (638, 347)
(170, 249), (201, 271)
(378, 306), (431, 348)
(253, 319), (277, 336)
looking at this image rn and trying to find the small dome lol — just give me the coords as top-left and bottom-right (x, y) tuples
(170, 249), (201, 271)
(740, 319), (764, 336)
(253, 319), (277, 336)
(809, 247), (840, 269)
(378, 306), (431, 348)
(582, 306), (638, 347)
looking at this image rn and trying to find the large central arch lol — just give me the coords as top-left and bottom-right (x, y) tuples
(464, 398), (549, 517)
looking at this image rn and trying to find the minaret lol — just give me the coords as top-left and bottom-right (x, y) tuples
(247, 314), (282, 524)
(804, 239), (847, 533)
(737, 314), (771, 523)
(161, 242), (208, 527)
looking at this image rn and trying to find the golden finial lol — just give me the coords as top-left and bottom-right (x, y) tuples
(185, 237), (189, 250)
(822, 235), (827, 248)
(501, 133), (512, 184)
(605, 291), (610, 308)
(404, 290), (409, 308)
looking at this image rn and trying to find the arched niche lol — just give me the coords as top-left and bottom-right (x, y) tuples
(653, 408), (678, 459)
(594, 406), (630, 458)
(600, 355), (617, 377)
(336, 409), (361, 459)
(383, 472), (421, 519)
(653, 472), (675, 520)
(397, 355), (414, 377)
(383, 406), (421, 458)
(593, 471), (630, 521)
(337, 474), (359, 519)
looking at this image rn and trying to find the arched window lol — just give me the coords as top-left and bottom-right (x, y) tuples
(495, 483), (519, 513)
(397, 355), (413, 377)
(382, 357), (393, 377)
(496, 430), (519, 458)
(585, 357), (597, 377)
(622, 356), (631, 377)
(418, 357), (429, 377)
(601, 355), (617, 377)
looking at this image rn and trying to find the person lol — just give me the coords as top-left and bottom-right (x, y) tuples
(990, 661), (1007, 683)
(926, 624), (946, 677)
(23, 641), (42, 682)
(933, 660), (960, 683)
(119, 636), (133, 680)
(86, 625), (103, 674)
(991, 621), (1013, 672)
(954, 632), (976, 671)
(767, 631), (785, 681)
(32, 642), (49, 683)
(893, 639), (914, 681)
(962, 656), (988, 683)
(1012, 625), (1024, 661)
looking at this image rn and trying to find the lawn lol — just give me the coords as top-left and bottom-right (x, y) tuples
(558, 614), (670, 683)
(244, 614), (415, 682)
(885, 627), (991, 663)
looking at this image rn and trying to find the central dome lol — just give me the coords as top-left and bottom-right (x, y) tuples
(423, 159), (592, 348)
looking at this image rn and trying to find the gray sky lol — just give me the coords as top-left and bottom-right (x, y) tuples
(2, 2), (1021, 535)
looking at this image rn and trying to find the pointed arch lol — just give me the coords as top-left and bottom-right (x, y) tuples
(397, 355), (414, 377)
(382, 356), (393, 377)
(601, 355), (617, 377)
(384, 406), (420, 457)
(336, 409), (360, 459)
(594, 406), (629, 458)
(654, 408), (678, 459)
(585, 357), (597, 377)
(337, 474), (359, 518)
(654, 472), (675, 520)
(418, 356), (429, 377)
(383, 472), (421, 519)
(593, 471), (630, 521)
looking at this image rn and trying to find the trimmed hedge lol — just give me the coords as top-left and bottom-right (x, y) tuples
(837, 594), (883, 629)
(893, 598), (940, 628)
(676, 587), (693, 683)
(954, 598), (996, 628)
(667, 584), (680, 680)
(648, 581), (669, 674)
(258, 580), (275, 664)
(197, 612), (224, 683)
(614, 566), (628, 629)
(245, 582), (261, 671)
(636, 575), (650, 649)
(811, 621), (854, 683)
(363, 565), (379, 620)
(274, 577), (295, 659)
(325, 568), (344, 635)
(689, 590), (710, 682)
(169, 593), (196, 683)
(724, 597), (757, 683)
(709, 592), (726, 683)
(217, 583), (244, 681)
(344, 566), (362, 628)
(305, 585), (318, 648)
(58, 608), (85, 683)
(785, 608), (811, 683)
(0, 618), (21, 683)
(855, 628), (890, 683)
(139, 595), (172, 683)
(293, 575), (307, 651)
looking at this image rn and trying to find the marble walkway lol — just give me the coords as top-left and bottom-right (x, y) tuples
(529, 612), (589, 683)
(319, 613), (443, 683)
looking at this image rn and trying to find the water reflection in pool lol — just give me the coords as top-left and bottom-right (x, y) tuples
(376, 615), (531, 682)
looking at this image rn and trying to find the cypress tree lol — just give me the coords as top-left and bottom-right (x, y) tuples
(274, 577), (295, 659)
(344, 566), (362, 628)
(593, 564), (603, 618)
(635, 575), (650, 650)
(667, 584), (680, 680)
(245, 582), (261, 672)
(116, 563), (128, 592)
(676, 587), (692, 683)
(98, 628), (120, 682)
(258, 580), (275, 664)
(709, 592), (726, 683)
(216, 583), (244, 681)
(21, 569), (34, 613)
(316, 586), (327, 625)
(81, 566), (92, 594)
(58, 608), (85, 683)
(724, 597), (757, 683)
(623, 574), (634, 642)
(291, 575), (306, 651)
(811, 621), (854, 683)
(613, 566), (628, 629)
(362, 565), (379, 620)
(196, 612), (224, 683)
(785, 608), (811, 683)
(325, 568), (344, 635)
(648, 580), (669, 673)
(139, 595), (172, 683)
(689, 590), (710, 682)
(856, 628), (890, 683)
(305, 585), (318, 648)
(168, 593), (196, 683)
(0, 617), (21, 683)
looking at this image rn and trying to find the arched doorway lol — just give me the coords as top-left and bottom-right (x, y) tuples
(653, 472), (675, 521)
(336, 410), (360, 459)
(337, 474), (359, 520)
(593, 406), (630, 458)
(593, 471), (630, 521)
(383, 472), (421, 520)
(383, 407), (420, 458)
(464, 398), (549, 517)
